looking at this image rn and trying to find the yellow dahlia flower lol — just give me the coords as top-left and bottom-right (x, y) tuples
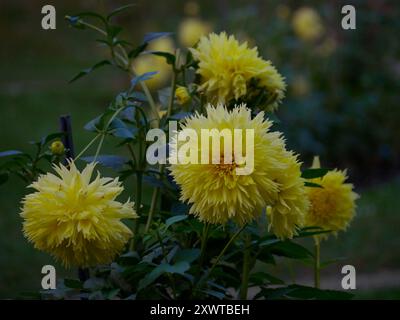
(20, 162), (137, 267)
(305, 157), (359, 237)
(169, 104), (305, 235)
(190, 32), (286, 112)
(132, 37), (175, 90)
(267, 151), (309, 239)
(292, 7), (324, 42)
(178, 18), (211, 47)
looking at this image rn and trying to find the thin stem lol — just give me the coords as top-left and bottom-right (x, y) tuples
(198, 224), (247, 289)
(145, 57), (179, 232)
(239, 234), (251, 299)
(130, 170), (143, 250)
(126, 143), (137, 167)
(74, 134), (101, 161)
(314, 236), (321, 289)
(199, 223), (210, 266)
(93, 134), (105, 162)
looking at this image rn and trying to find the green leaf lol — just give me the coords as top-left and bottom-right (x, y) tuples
(128, 42), (148, 58)
(0, 150), (23, 158)
(137, 261), (190, 291)
(41, 132), (66, 146)
(106, 4), (136, 21)
(109, 118), (137, 139)
(69, 60), (111, 83)
(249, 272), (284, 286)
(131, 72), (158, 88)
(83, 277), (106, 290)
(81, 155), (129, 170)
(270, 240), (313, 260)
(143, 32), (172, 43)
(301, 168), (329, 179)
(174, 249), (200, 264)
(64, 278), (82, 289)
(304, 181), (323, 188)
(72, 11), (107, 24)
(148, 51), (176, 65)
(165, 215), (188, 228)
(285, 285), (353, 300)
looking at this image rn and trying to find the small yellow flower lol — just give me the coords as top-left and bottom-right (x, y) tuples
(178, 18), (211, 47)
(292, 7), (324, 42)
(306, 156), (359, 237)
(132, 37), (175, 90)
(20, 162), (137, 267)
(190, 32), (286, 111)
(50, 140), (65, 155)
(175, 86), (191, 105)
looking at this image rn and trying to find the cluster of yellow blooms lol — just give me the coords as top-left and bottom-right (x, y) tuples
(19, 26), (358, 268)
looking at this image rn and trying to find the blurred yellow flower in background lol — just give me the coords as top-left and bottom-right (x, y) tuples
(184, 1), (200, 16)
(292, 75), (311, 97)
(276, 4), (291, 21)
(190, 32), (286, 111)
(317, 37), (337, 56)
(50, 140), (65, 155)
(175, 86), (191, 105)
(292, 7), (324, 42)
(132, 37), (175, 89)
(20, 162), (137, 267)
(169, 104), (306, 236)
(306, 156), (359, 237)
(178, 18), (212, 47)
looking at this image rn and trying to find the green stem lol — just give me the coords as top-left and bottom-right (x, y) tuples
(93, 134), (105, 162)
(314, 236), (321, 289)
(145, 61), (178, 232)
(74, 134), (101, 161)
(199, 224), (247, 288)
(239, 234), (251, 299)
(130, 170), (143, 250)
(199, 223), (210, 266)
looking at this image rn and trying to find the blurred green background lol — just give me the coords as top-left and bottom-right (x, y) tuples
(0, 0), (399, 299)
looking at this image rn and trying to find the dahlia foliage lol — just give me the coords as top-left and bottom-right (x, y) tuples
(0, 6), (358, 300)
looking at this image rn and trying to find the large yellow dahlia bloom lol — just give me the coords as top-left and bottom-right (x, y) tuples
(20, 162), (137, 267)
(305, 157), (359, 237)
(169, 104), (307, 238)
(190, 32), (286, 111)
